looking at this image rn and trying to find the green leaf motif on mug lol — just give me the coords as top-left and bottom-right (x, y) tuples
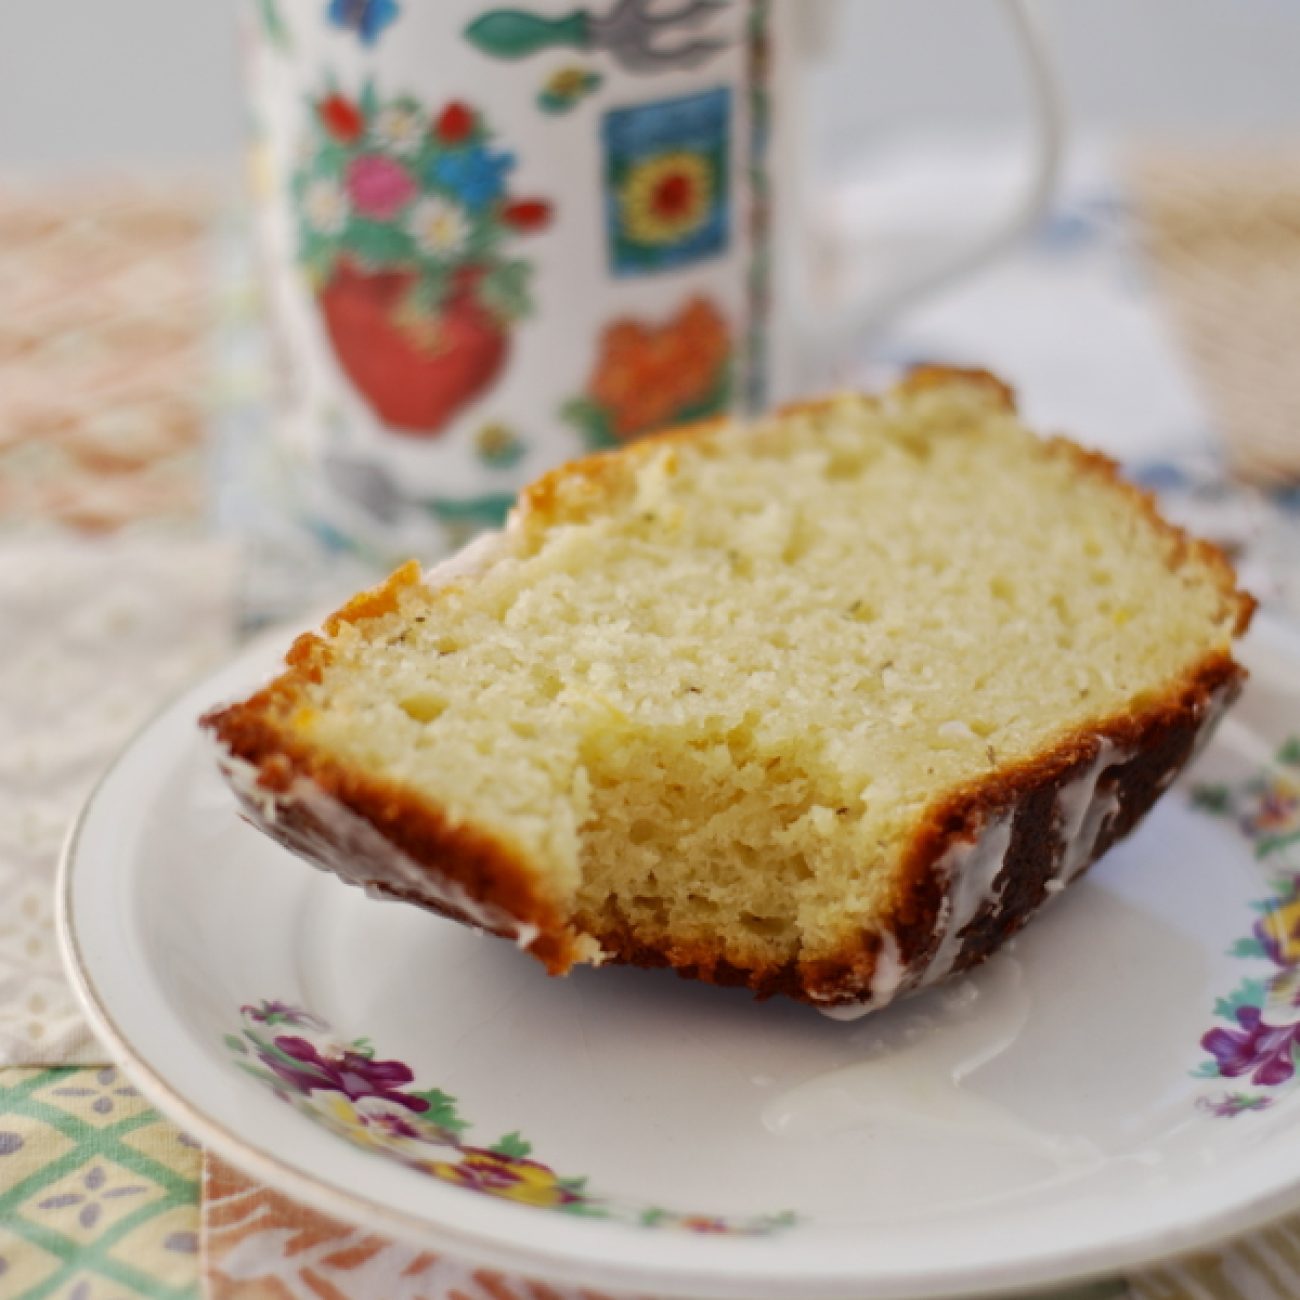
(465, 10), (591, 60)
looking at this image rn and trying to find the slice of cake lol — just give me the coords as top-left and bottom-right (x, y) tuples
(204, 369), (1253, 1016)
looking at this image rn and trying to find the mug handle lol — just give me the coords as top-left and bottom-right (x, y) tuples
(794, 0), (1065, 360)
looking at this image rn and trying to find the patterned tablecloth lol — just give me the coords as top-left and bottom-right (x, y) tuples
(3, 150), (1300, 1299)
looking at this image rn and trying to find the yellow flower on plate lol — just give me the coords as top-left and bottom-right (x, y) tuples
(619, 151), (713, 246)
(422, 1147), (585, 1209)
(310, 1092), (448, 1164)
(1259, 893), (1300, 965)
(313, 1092), (378, 1142)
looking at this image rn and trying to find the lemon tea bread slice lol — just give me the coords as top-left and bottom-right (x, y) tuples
(204, 369), (1253, 1016)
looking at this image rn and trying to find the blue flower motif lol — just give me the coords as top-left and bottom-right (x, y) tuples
(326, 0), (400, 46)
(430, 146), (515, 214)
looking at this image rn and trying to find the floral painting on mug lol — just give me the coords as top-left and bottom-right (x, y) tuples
(293, 82), (552, 435)
(562, 295), (732, 448)
(602, 88), (731, 275)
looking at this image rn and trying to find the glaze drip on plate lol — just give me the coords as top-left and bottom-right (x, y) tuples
(818, 678), (1238, 1022)
(817, 734), (1136, 1022)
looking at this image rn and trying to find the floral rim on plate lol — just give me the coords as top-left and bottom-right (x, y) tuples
(226, 1000), (796, 1236)
(1193, 736), (1300, 1117)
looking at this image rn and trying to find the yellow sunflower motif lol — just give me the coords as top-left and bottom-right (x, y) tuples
(619, 151), (713, 246)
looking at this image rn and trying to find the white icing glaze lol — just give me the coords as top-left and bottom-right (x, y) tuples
(217, 747), (282, 826)
(815, 811), (1015, 1023)
(771, 959), (1105, 1179)
(816, 931), (907, 1022)
(1155, 677), (1234, 785)
(818, 685), (1238, 1023)
(216, 744), (534, 947)
(1056, 741), (1117, 846)
(1048, 739), (1125, 891)
(926, 813), (1015, 984)
(420, 528), (509, 593)
(815, 735), (1139, 1023)
(287, 773), (524, 936)
(869, 929), (907, 1004)
(1187, 678), (1236, 767)
(816, 1001), (872, 1023)
(512, 922), (541, 951)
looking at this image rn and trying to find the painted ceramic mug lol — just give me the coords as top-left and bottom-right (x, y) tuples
(242, 0), (1062, 560)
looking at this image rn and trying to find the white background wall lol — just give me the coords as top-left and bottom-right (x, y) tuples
(1, 1), (1298, 174)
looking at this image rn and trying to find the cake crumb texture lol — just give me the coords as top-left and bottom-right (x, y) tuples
(205, 370), (1252, 1007)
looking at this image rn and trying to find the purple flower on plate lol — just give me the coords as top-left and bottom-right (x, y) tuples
(367, 1107), (424, 1140)
(259, 1036), (430, 1112)
(241, 1000), (328, 1030)
(1202, 1005), (1300, 1087)
(1196, 1092), (1273, 1119)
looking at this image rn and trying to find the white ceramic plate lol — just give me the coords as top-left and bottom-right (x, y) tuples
(59, 616), (1300, 1300)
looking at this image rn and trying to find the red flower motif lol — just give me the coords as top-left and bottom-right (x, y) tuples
(435, 101), (476, 145)
(501, 199), (552, 233)
(652, 172), (694, 219)
(318, 94), (365, 144)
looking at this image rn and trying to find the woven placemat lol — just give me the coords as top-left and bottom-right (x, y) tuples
(1129, 149), (1300, 487)
(0, 180), (215, 533)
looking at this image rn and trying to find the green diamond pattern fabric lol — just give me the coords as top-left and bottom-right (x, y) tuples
(0, 1068), (200, 1299)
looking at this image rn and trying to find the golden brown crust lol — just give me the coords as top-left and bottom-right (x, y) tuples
(515, 415), (730, 533)
(905, 364), (1251, 634)
(893, 364), (1018, 410)
(582, 650), (1244, 1004)
(1045, 438), (1254, 636)
(204, 695), (585, 975)
(322, 559), (422, 635)
(203, 563), (586, 974)
(201, 367), (1255, 1009)
(834, 648), (1242, 1003)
